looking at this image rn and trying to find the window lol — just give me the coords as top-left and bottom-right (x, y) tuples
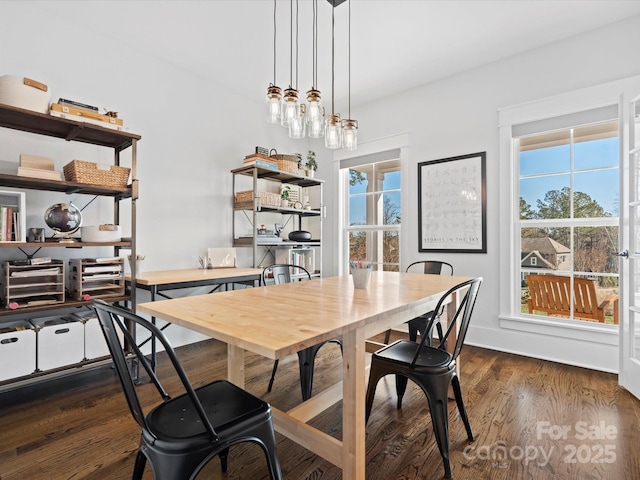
(342, 157), (401, 271)
(517, 118), (619, 324)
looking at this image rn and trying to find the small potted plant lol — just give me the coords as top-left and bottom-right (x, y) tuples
(304, 150), (318, 178)
(280, 185), (291, 207)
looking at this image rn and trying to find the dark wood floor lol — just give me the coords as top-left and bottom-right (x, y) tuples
(1, 332), (639, 480)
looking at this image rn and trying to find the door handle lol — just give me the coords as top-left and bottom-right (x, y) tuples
(618, 250), (629, 258)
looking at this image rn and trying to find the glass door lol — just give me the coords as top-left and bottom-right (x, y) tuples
(620, 94), (640, 399)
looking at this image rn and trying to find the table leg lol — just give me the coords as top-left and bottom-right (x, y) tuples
(228, 344), (245, 388)
(342, 327), (366, 480)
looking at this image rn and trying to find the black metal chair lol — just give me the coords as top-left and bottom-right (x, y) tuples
(263, 264), (342, 401)
(91, 299), (282, 480)
(384, 260), (454, 344)
(365, 277), (482, 479)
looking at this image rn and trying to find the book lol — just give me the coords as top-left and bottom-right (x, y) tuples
(244, 153), (277, 163)
(243, 160), (279, 170)
(58, 98), (99, 112)
(50, 103), (123, 126)
(49, 109), (124, 131)
(5, 207), (13, 241)
(17, 167), (63, 181)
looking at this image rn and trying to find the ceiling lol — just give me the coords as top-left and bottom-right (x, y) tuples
(34, 0), (640, 111)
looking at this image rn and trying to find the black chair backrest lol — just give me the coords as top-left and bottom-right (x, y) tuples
(262, 264), (311, 285)
(91, 299), (218, 441)
(410, 277), (482, 367)
(406, 260), (453, 276)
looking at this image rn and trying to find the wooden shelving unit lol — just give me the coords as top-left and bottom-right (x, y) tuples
(0, 102), (140, 390)
(231, 165), (323, 275)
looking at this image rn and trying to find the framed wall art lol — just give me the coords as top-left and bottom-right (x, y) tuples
(418, 151), (486, 253)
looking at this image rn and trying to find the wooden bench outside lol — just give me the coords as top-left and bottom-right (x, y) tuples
(526, 274), (619, 324)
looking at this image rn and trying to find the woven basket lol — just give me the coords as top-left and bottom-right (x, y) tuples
(63, 160), (130, 187)
(235, 190), (280, 207)
(270, 154), (299, 173)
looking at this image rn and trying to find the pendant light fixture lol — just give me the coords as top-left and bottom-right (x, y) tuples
(306, 0), (324, 138)
(324, 0), (341, 149)
(341, 0), (358, 150)
(289, 0), (306, 138)
(266, 0), (282, 123)
(281, 0), (300, 128)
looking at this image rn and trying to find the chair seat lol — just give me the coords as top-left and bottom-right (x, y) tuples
(374, 340), (453, 370)
(147, 380), (270, 444)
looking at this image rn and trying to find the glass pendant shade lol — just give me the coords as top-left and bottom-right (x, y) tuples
(266, 84), (282, 123)
(324, 114), (342, 149)
(308, 115), (324, 138)
(281, 88), (299, 127)
(342, 118), (358, 151)
(306, 89), (324, 138)
(289, 104), (306, 138)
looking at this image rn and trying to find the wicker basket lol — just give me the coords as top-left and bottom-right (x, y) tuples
(63, 160), (130, 187)
(235, 190), (280, 207)
(270, 154), (299, 174)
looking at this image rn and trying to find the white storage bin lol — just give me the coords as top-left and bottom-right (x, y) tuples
(32, 316), (84, 371)
(80, 225), (122, 243)
(0, 76), (50, 113)
(0, 320), (36, 381)
(84, 315), (110, 359)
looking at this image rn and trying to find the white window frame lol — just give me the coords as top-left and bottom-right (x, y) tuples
(343, 159), (401, 271)
(333, 134), (409, 276)
(497, 80), (634, 346)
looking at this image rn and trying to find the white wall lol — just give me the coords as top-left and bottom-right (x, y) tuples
(0, 2), (303, 347)
(323, 15), (640, 372)
(2, 1), (639, 368)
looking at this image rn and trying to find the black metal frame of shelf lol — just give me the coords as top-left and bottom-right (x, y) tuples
(232, 165), (324, 271)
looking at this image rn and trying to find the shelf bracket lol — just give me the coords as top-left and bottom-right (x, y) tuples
(17, 246), (43, 259)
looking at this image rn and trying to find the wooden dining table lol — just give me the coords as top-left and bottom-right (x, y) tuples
(137, 270), (470, 479)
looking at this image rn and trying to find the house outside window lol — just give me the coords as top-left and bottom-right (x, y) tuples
(517, 117), (619, 323)
(343, 158), (401, 271)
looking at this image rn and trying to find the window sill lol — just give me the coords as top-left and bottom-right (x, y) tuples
(499, 314), (618, 346)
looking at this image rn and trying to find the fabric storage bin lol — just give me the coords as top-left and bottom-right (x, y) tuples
(0, 320), (36, 381)
(31, 316), (84, 371)
(0, 76), (50, 113)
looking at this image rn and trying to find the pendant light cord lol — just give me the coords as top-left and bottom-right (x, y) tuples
(295, 0), (299, 90)
(289, 0), (293, 88)
(348, 0), (351, 119)
(272, 0), (277, 84)
(312, 0), (317, 88)
(331, 2), (335, 115)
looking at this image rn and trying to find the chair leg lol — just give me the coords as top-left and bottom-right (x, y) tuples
(132, 450), (147, 480)
(395, 374), (409, 410)
(408, 322), (419, 342)
(298, 339), (342, 401)
(267, 360), (279, 393)
(298, 348), (316, 401)
(451, 375), (474, 441)
(383, 329), (391, 344)
(365, 362), (388, 423)
(253, 419), (284, 480)
(219, 447), (229, 473)
(422, 375), (454, 479)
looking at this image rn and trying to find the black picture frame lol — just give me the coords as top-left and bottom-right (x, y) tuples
(418, 152), (487, 253)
